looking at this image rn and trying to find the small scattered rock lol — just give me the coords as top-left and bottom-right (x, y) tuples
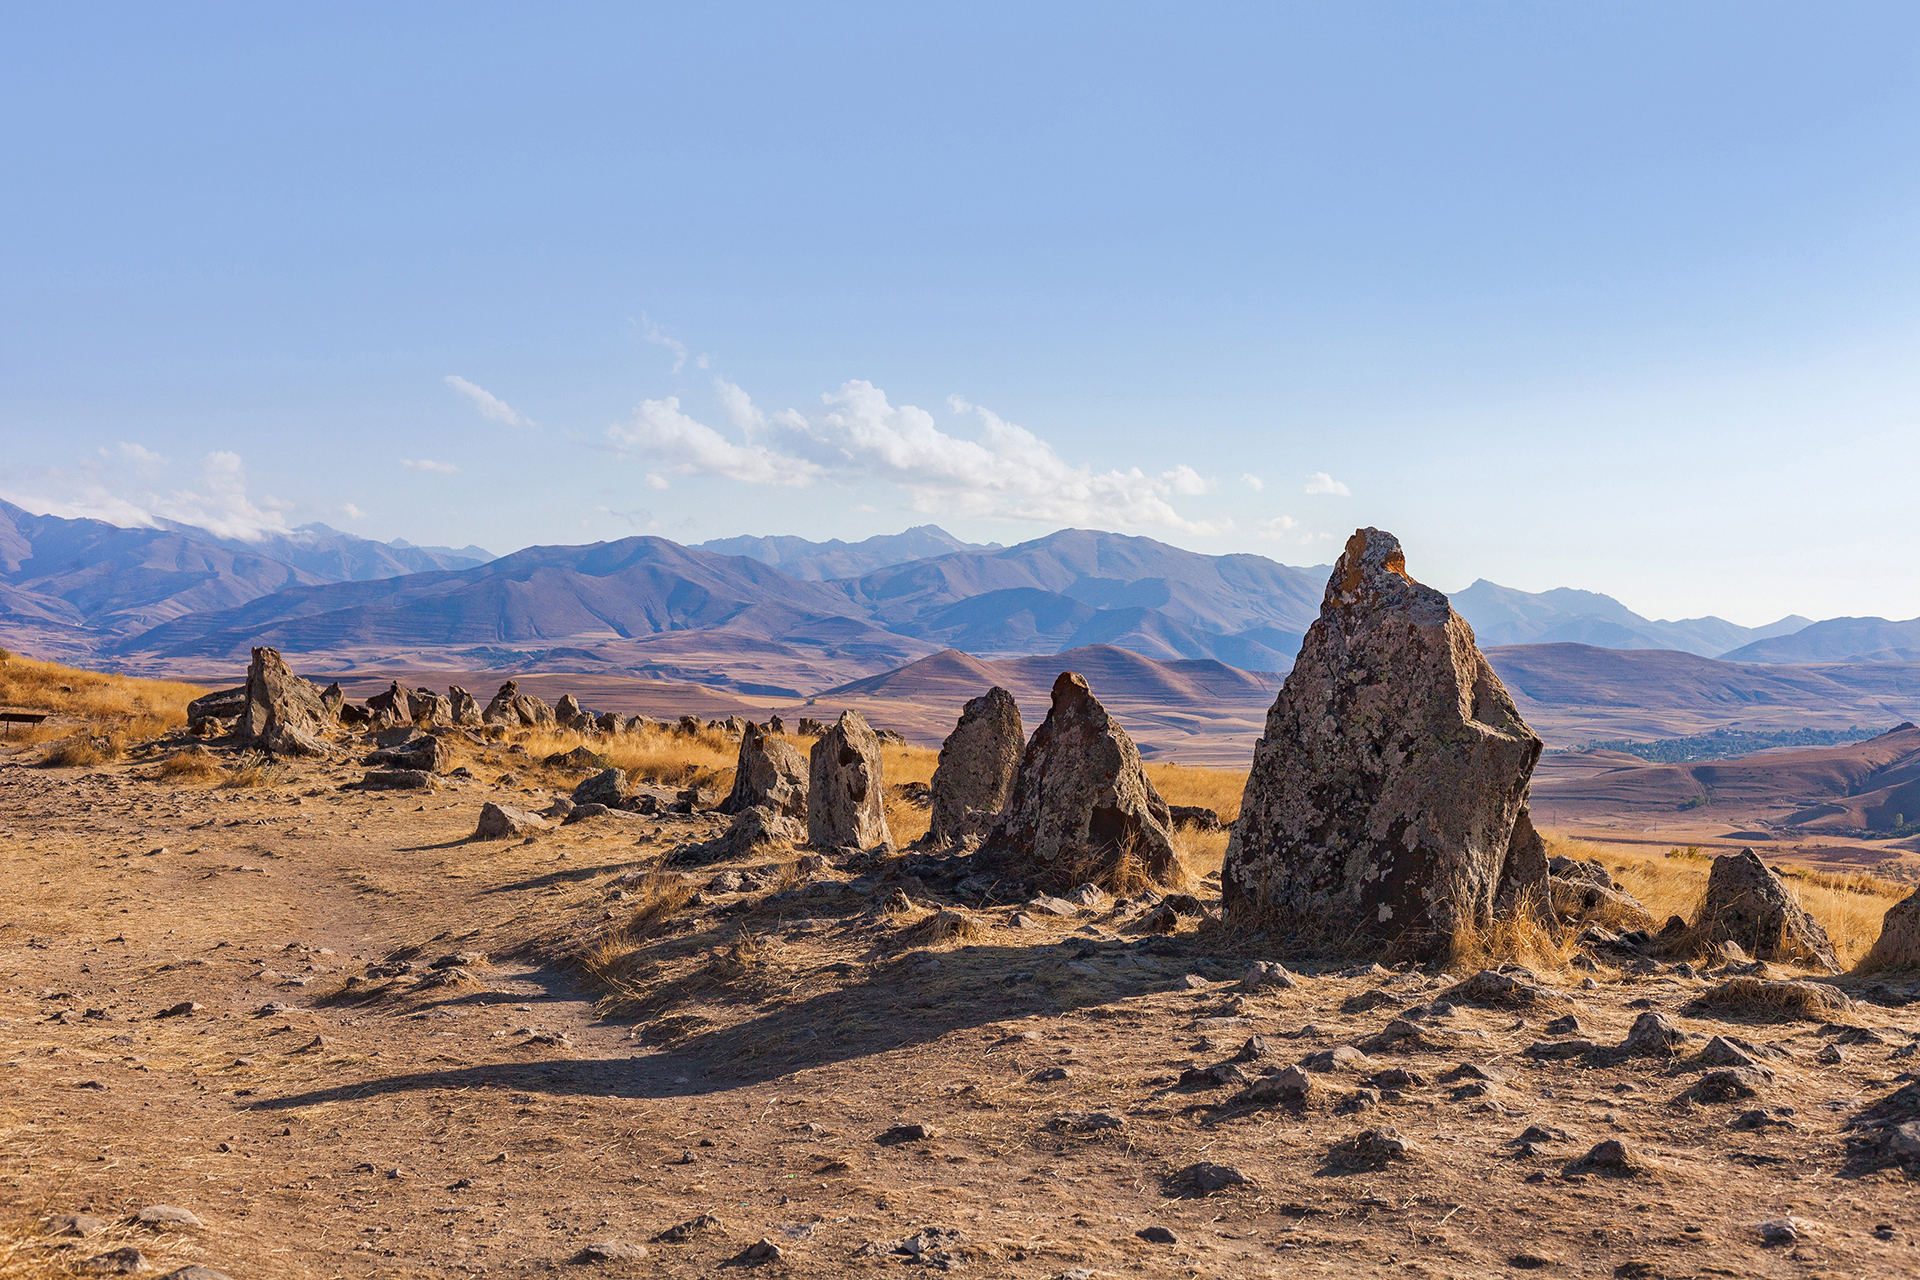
(1048, 1110), (1126, 1133)
(1135, 1226), (1177, 1244)
(876, 1123), (940, 1144)
(651, 1214), (725, 1244)
(80, 1248), (151, 1274)
(135, 1205), (204, 1229)
(572, 1241), (649, 1263)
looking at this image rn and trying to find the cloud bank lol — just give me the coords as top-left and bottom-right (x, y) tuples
(0, 445), (296, 541)
(607, 379), (1227, 534)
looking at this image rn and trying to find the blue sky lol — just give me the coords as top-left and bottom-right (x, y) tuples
(3, 3), (1917, 624)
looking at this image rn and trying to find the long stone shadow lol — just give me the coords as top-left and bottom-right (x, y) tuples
(253, 937), (1226, 1111)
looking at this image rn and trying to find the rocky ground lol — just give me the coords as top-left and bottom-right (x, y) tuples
(4, 743), (1920, 1278)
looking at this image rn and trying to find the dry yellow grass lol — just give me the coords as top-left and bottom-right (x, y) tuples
(1147, 762), (1246, 824)
(1545, 832), (1904, 969)
(0, 653), (203, 751)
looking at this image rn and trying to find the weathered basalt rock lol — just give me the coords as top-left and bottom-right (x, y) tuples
(319, 682), (345, 716)
(981, 672), (1182, 892)
(412, 688), (452, 726)
(367, 681), (413, 721)
(1857, 886), (1920, 974)
(187, 686), (247, 724)
(482, 680), (554, 728)
(572, 768), (631, 809)
(720, 724), (809, 819)
(807, 710), (892, 850)
(554, 694), (591, 731)
(1691, 848), (1840, 973)
(927, 687), (1023, 846)
(447, 685), (481, 726)
(475, 802), (548, 840)
(240, 647), (331, 745)
(1222, 529), (1544, 958)
(364, 735), (449, 773)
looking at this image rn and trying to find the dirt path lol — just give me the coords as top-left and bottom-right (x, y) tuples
(5, 755), (1920, 1278)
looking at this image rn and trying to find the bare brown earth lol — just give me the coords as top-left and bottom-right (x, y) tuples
(6, 735), (1920, 1278)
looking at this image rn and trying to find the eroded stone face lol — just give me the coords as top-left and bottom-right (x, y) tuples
(927, 686), (1023, 846)
(807, 710), (891, 849)
(982, 671), (1182, 892)
(241, 646), (331, 744)
(1222, 528), (1542, 957)
(1694, 848), (1841, 973)
(721, 724), (809, 820)
(1860, 885), (1920, 974)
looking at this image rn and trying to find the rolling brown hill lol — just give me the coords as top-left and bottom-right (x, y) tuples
(1485, 643), (1920, 744)
(1530, 723), (1920, 839)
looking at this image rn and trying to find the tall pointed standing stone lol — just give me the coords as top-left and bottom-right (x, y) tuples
(1223, 528), (1544, 957)
(982, 672), (1183, 891)
(241, 646), (330, 744)
(808, 710), (892, 849)
(927, 687), (1023, 846)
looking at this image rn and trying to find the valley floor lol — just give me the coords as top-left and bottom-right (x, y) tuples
(3, 750), (1920, 1278)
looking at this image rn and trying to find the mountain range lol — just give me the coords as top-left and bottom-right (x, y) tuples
(6, 500), (1920, 729)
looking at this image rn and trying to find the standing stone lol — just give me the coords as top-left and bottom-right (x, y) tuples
(555, 694), (590, 730)
(807, 711), (891, 849)
(240, 647), (331, 744)
(483, 680), (554, 727)
(368, 680), (412, 720)
(594, 711), (623, 735)
(413, 688), (452, 726)
(1692, 848), (1841, 973)
(724, 715), (751, 737)
(768, 715), (785, 735)
(1858, 886), (1920, 974)
(927, 687), (1023, 846)
(981, 672), (1183, 892)
(1497, 804), (1550, 909)
(475, 802), (548, 840)
(676, 715), (701, 736)
(320, 682), (345, 717)
(448, 686), (481, 726)
(1222, 529), (1543, 958)
(721, 723), (809, 819)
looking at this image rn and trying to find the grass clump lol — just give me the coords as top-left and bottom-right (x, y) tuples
(1448, 888), (1577, 974)
(1689, 976), (1852, 1021)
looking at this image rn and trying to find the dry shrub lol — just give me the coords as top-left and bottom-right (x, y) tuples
(624, 870), (697, 931)
(156, 746), (225, 784)
(1690, 976), (1851, 1021)
(37, 734), (118, 768)
(1147, 762), (1247, 824)
(897, 908), (983, 949)
(1449, 888), (1576, 973)
(1054, 830), (1186, 896)
(220, 752), (288, 789)
(1172, 826), (1230, 881)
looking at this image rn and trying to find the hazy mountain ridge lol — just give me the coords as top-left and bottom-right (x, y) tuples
(1450, 578), (1811, 658)
(695, 525), (998, 580)
(1720, 616), (1920, 665)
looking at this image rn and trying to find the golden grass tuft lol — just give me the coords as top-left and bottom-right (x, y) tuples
(897, 908), (984, 949)
(36, 733), (119, 768)
(156, 746), (225, 783)
(622, 870), (698, 932)
(1448, 888), (1577, 973)
(1690, 976), (1851, 1021)
(218, 751), (290, 789)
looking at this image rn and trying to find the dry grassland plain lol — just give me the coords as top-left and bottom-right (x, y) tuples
(1, 660), (1918, 1277)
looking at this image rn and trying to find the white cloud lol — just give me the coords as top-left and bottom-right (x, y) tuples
(606, 396), (818, 487)
(1304, 471), (1351, 496)
(340, 503), (367, 520)
(400, 458), (459, 474)
(714, 378), (767, 439)
(2, 449), (297, 541)
(639, 316), (688, 374)
(1241, 473), (1264, 491)
(443, 375), (532, 427)
(605, 377), (1224, 534)
(1256, 515), (1300, 536)
(644, 473), (670, 490)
